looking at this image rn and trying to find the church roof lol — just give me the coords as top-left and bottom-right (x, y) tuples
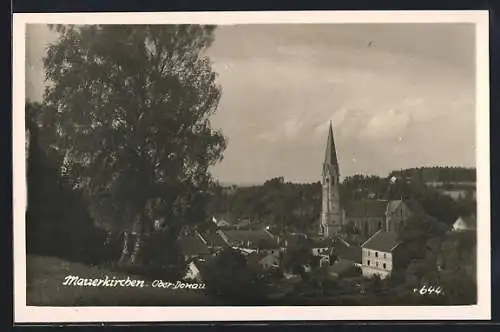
(386, 200), (403, 215)
(404, 199), (430, 219)
(324, 121), (339, 172)
(344, 199), (388, 218)
(361, 230), (401, 252)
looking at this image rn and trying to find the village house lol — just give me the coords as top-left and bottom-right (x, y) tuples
(360, 230), (402, 279)
(183, 258), (209, 282)
(452, 214), (477, 232)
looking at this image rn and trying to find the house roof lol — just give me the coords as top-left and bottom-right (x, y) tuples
(220, 229), (274, 243)
(361, 230), (401, 252)
(344, 200), (388, 218)
(177, 236), (211, 256)
(336, 245), (362, 264)
(199, 231), (228, 247)
(454, 215), (477, 229)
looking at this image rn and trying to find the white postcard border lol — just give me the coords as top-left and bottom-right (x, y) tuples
(13, 10), (491, 322)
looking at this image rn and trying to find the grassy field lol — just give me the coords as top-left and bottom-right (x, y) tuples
(26, 255), (223, 306)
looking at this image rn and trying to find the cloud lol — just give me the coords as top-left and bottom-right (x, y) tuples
(362, 107), (413, 139)
(25, 24), (476, 183)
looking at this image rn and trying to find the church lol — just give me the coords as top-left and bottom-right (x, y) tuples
(319, 122), (414, 239)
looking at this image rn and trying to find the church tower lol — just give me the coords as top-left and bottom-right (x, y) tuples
(320, 121), (342, 237)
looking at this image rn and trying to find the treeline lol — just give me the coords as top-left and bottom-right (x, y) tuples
(209, 177), (322, 233)
(390, 167), (476, 183)
(26, 118), (107, 265)
(209, 172), (477, 233)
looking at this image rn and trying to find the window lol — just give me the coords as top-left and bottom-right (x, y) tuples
(368, 251), (371, 257)
(383, 263), (386, 269)
(383, 253), (386, 259)
(375, 252), (378, 258)
(367, 260), (371, 266)
(376, 262), (378, 267)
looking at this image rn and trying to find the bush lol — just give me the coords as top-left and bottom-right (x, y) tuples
(202, 248), (270, 305)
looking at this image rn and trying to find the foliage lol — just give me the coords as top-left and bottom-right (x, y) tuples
(210, 178), (321, 233)
(209, 167), (475, 234)
(202, 248), (270, 304)
(36, 24), (226, 264)
(26, 106), (109, 265)
(390, 166), (476, 183)
(281, 236), (314, 275)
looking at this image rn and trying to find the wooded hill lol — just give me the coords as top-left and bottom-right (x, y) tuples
(210, 168), (477, 234)
(389, 167), (476, 184)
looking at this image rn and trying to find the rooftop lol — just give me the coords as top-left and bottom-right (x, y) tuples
(361, 230), (401, 252)
(198, 230), (228, 247)
(344, 200), (388, 218)
(219, 229), (279, 249)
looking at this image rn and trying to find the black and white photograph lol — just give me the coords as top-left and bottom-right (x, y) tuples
(13, 11), (490, 322)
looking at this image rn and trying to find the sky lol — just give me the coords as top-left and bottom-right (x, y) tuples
(25, 23), (476, 185)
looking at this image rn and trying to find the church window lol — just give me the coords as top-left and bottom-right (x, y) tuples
(377, 221), (382, 230)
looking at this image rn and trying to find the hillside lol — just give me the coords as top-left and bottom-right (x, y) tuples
(26, 255), (223, 306)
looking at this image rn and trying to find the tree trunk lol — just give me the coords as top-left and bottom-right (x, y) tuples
(119, 231), (130, 265)
(129, 214), (144, 265)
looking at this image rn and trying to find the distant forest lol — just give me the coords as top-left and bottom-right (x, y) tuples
(389, 166), (476, 183)
(209, 167), (477, 234)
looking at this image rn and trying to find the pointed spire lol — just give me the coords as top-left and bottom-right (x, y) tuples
(324, 121), (339, 172)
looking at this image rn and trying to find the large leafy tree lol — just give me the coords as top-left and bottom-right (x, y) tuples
(41, 24), (226, 264)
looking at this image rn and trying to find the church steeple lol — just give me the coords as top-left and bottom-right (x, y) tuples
(320, 121), (342, 238)
(324, 121), (339, 173)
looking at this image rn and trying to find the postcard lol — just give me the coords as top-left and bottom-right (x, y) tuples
(13, 10), (490, 322)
